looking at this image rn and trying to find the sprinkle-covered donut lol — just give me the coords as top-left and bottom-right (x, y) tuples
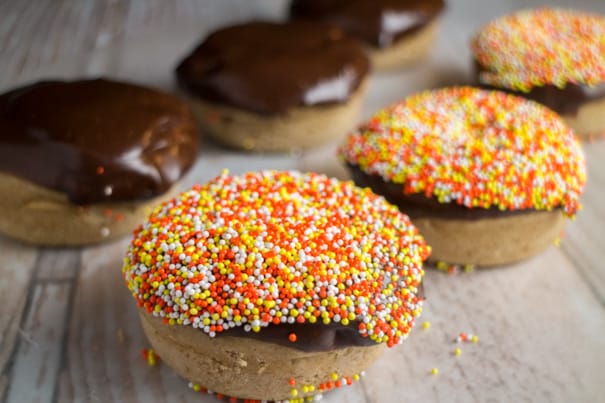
(341, 87), (586, 266)
(472, 8), (605, 91)
(123, 170), (428, 400)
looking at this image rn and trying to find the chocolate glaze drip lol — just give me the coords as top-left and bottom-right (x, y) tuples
(175, 21), (369, 115)
(474, 60), (605, 116)
(290, 0), (445, 48)
(221, 283), (424, 352)
(224, 321), (377, 352)
(0, 79), (199, 205)
(348, 165), (544, 220)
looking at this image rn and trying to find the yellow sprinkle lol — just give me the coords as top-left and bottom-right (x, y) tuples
(471, 335), (479, 343)
(454, 347), (462, 356)
(431, 368), (439, 375)
(422, 321), (430, 329)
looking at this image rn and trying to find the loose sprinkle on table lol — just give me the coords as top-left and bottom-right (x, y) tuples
(472, 8), (605, 91)
(340, 87), (585, 216)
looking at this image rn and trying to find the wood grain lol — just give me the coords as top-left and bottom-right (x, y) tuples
(0, 0), (604, 402)
(560, 141), (605, 303)
(0, 239), (38, 392)
(4, 282), (73, 403)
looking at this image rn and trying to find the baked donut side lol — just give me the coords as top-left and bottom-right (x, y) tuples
(140, 311), (385, 401)
(366, 19), (441, 71)
(348, 167), (565, 266)
(187, 80), (366, 152)
(0, 173), (176, 245)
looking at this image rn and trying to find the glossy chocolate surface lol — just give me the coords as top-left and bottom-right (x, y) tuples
(475, 61), (605, 116)
(0, 79), (199, 205)
(348, 165), (541, 220)
(175, 21), (369, 115)
(290, 0), (445, 48)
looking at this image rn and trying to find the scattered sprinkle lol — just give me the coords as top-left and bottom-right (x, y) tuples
(453, 347), (462, 356)
(140, 348), (159, 366)
(340, 87), (585, 216)
(435, 261), (475, 275)
(456, 332), (479, 344)
(431, 368), (439, 375)
(472, 8), (605, 91)
(422, 321), (431, 330)
(96, 166), (104, 175)
(123, 170), (428, 346)
(116, 328), (125, 344)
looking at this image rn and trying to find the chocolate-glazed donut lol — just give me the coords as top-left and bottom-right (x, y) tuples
(290, 0), (446, 70)
(0, 79), (198, 204)
(175, 21), (370, 151)
(0, 79), (199, 245)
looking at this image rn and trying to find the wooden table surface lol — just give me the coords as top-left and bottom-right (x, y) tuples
(1, 1), (604, 402)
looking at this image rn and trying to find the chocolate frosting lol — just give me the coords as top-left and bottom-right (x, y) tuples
(0, 79), (199, 205)
(175, 21), (369, 115)
(223, 321), (377, 352)
(474, 61), (605, 116)
(221, 282), (424, 352)
(348, 165), (543, 220)
(290, 0), (445, 48)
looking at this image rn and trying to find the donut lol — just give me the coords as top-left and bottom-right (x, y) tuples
(122, 170), (428, 401)
(471, 8), (605, 139)
(289, 0), (445, 71)
(340, 87), (586, 266)
(0, 79), (199, 245)
(175, 21), (369, 152)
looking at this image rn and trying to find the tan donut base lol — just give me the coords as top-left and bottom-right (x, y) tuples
(368, 19), (440, 71)
(412, 210), (565, 266)
(139, 310), (385, 401)
(188, 81), (367, 152)
(561, 97), (605, 140)
(0, 172), (173, 246)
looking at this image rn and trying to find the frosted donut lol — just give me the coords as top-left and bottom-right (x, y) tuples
(340, 87), (586, 266)
(122, 170), (429, 401)
(471, 8), (605, 139)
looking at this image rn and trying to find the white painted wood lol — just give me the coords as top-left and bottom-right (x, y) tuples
(0, 239), (38, 380)
(1, 1), (605, 402)
(35, 250), (81, 281)
(560, 141), (605, 303)
(4, 283), (72, 403)
(363, 248), (605, 403)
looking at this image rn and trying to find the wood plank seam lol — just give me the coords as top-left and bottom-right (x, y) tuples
(559, 246), (605, 307)
(50, 267), (80, 403)
(0, 252), (41, 403)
